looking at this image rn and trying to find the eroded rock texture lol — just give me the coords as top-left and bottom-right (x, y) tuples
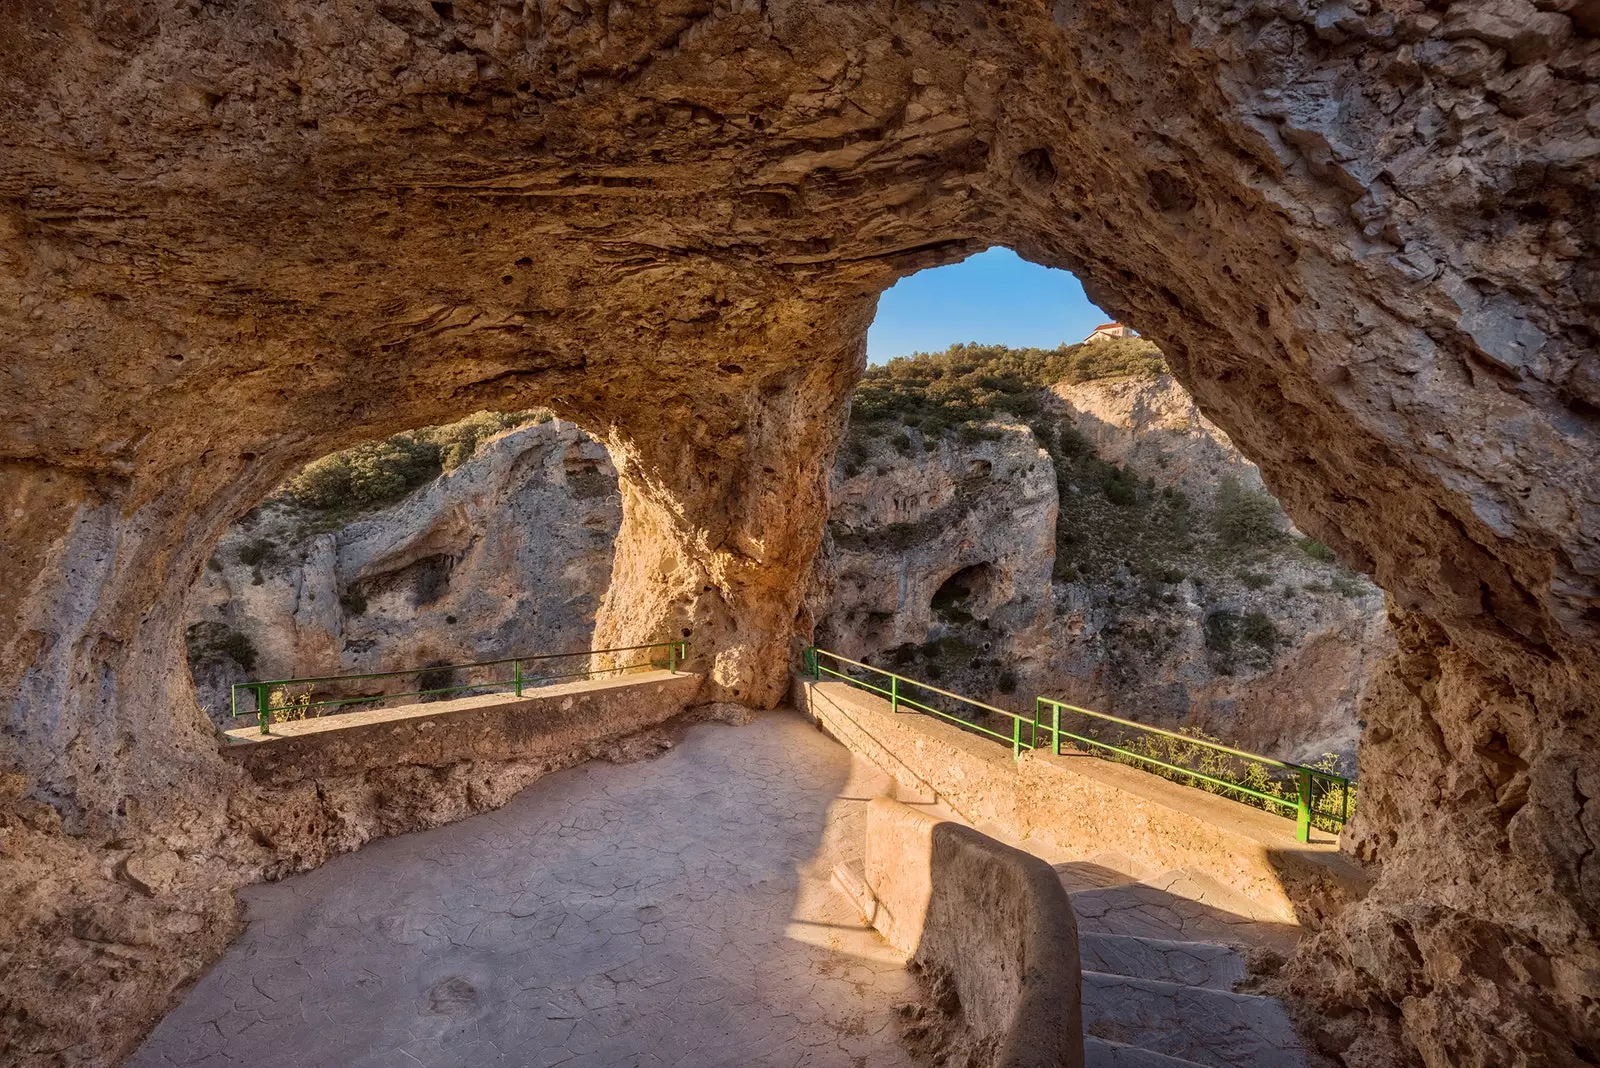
(186, 417), (622, 718)
(1, 1), (1596, 1065)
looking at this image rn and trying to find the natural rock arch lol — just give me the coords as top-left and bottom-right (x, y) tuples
(1, 2), (1595, 1065)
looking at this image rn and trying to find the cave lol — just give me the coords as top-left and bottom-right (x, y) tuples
(1, 3), (1595, 1066)
(932, 562), (998, 623)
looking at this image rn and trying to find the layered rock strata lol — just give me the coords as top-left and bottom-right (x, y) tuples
(2, 2), (1597, 1065)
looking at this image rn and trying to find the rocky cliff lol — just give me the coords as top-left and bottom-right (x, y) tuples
(187, 417), (620, 722)
(816, 368), (1388, 769)
(198, 368), (1384, 774)
(4, 2), (1597, 1064)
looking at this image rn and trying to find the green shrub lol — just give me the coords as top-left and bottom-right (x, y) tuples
(1060, 720), (1355, 834)
(1331, 574), (1365, 599)
(1102, 466), (1139, 506)
(1297, 537), (1336, 563)
(1211, 476), (1282, 547)
(847, 339), (1166, 434)
(280, 410), (546, 513)
(1204, 609), (1278, 675)
(186, 622), (258, 674)
(236, 537), (275, 568)
(1237, 569), (1271, 590)
(1238, 610), (1279, 650)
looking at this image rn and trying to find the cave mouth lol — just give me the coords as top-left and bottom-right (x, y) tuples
(184, 409), (624, 732)
(3, 3), (1594, 1062)
(930, 562), (996, 623)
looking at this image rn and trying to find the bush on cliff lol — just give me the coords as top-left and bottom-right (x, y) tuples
(279, 410), (549, 513)
(849, 338), (1167, 433)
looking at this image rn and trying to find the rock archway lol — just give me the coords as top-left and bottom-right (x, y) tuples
(2, 1), (1595, 1064)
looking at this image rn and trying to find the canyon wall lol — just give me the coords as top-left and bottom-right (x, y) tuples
(816, 372), (1389, 768)
(187, 418), (621, 719)
(2, 1), (1596, 1065)
(201, 372), (1381, 768)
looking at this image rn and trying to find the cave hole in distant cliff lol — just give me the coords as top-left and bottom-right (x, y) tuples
(181, 408), (623, 732)
(931, 563), (996, 625)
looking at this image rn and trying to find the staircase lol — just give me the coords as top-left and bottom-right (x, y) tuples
(1061, 856), (1309, 1068)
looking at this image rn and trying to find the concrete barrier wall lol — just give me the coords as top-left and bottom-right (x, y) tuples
(858, 797), (1083, 1068)
(225, 670), (702, 785)
(795, 677), (1368, 928)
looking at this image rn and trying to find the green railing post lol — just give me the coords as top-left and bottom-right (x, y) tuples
(256, 683), (271, 736)
(1012, 714), (1022, 760)
(890, 674), (898, 713)
(513, 658), (523, 697)
(1051, 700), (1061, 756)
(668, 644), (677, 673)
(1296, 768), (1313, 842)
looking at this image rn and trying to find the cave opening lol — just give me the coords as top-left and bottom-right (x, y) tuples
(821, 249), (1384, 770)
(3, 4), (1595, 1063)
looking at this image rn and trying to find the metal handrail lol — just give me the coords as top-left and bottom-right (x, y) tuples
(801, 645), (1353, 843)
(230, 639), (689, 736)
(1037, 696), (1352, 843)
(804, 647), (1042, 758)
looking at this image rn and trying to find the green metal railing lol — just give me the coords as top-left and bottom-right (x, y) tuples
(803, 646), (1352, 842)
(804, 647), (1043, 758)
(230, 639), (689, 736)
(1035, 697), (1351, 842)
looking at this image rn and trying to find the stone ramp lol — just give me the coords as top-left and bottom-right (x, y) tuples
(1085, 1037), (1213, 1067)
(1081, 972), (1305, 1068)
(1079, 933), (1247, 991)
(1070, 869), (1302, 953)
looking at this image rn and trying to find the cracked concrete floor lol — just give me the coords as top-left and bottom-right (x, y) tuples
(129, 710), (922, 1068)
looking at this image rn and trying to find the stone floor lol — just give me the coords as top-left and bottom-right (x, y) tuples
(130, 710), (923, 1068)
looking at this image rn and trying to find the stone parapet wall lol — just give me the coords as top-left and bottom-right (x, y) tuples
(794, 677), (1366, 929)
(225, 670), (703, 786)
(841, 797), (1083, 1068)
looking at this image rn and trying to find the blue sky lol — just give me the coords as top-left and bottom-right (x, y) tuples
(865, 247), (1111, 364)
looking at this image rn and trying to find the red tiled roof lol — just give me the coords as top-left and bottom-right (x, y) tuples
(1092, 322), (1122, 331)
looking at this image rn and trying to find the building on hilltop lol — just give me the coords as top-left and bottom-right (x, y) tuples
(1083, 322), (1137, 343)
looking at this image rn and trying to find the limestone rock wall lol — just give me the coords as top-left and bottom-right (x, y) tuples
(817, 375), (1390, 769)
(187, 419), (621, 720)
(816, 422), (1059, 666)
(1, 1), (1596, 1064)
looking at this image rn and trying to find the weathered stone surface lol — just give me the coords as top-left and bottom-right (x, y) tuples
(815, 373), (1392, 767)
(793, 678), (1368, 932)
(858, 797), (1084, 1068)
(817, 420), (1059, 664)
(1, 1), (1597, 1065)
(188, 417), (622, 719)
(129, 711), (923, 1068)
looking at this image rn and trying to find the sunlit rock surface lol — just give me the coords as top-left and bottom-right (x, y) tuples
(2, 1), (1597, 1064)
(186, 419), (620, 720)
(814, 374), (1390, 770)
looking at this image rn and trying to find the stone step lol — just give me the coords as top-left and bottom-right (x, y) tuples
(1079, 932), (1246, 991)
(1069, 870), (1301, 952)
(1085, 1036), (1212, 1068)
(1082, 971), (1307, 1068)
